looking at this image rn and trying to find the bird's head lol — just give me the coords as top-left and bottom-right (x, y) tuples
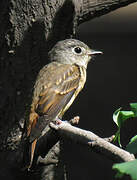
(48, 39), (102, 69)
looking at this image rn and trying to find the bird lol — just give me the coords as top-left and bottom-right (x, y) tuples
(22, 39), (102, 170)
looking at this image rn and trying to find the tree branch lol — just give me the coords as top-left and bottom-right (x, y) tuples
(50, 121), (135, 162)
(74, 0), (137, 24)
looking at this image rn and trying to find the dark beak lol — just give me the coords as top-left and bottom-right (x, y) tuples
(88, 50), (103, 56)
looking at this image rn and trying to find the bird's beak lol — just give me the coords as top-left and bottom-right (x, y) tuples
(88, 49), (103, 56)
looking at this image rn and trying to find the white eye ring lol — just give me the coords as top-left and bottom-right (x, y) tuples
(73, 46), (83, 55)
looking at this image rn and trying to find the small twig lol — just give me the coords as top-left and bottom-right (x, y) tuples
(69, 116), (80, 125)
(50, 121), (135, 162)
(104, 135), (115, 143)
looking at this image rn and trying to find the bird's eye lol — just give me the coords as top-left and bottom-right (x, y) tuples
(74, 47), (82, 54)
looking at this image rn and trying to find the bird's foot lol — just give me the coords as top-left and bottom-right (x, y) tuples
(54, 116), (80, 126)
(55, 118), (62, 125)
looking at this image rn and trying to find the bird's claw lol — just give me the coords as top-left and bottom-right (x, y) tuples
(55, 118), (62, 125)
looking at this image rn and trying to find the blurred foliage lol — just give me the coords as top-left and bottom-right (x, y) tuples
(113, 103), (137, 180)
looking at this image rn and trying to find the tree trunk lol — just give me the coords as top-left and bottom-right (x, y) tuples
(0, 0), (136, 179)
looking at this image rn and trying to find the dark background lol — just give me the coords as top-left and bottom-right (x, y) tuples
(63, 3), (137, 180)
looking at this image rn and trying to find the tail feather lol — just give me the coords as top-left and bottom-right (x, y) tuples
(22, 138), (37, 171)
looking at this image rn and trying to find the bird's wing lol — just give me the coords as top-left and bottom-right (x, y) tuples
(28, 62), (81, 142)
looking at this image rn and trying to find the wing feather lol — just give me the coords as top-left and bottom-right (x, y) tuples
(35, 62), (80, 114)
(28, 62), (81, 141)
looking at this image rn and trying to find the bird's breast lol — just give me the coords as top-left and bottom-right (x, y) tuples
(77, 66), (87, 91)
(59, 66), (86, 116)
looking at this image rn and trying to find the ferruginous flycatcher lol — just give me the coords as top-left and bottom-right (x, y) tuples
(22, 39), (102, 170)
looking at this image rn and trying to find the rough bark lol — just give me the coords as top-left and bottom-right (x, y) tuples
(0, 0), (136, 180)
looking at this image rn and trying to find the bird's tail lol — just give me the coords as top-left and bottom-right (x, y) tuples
(21, 138), (37, 171)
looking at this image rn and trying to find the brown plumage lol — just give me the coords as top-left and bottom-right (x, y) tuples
(22, 39), (102, 170)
